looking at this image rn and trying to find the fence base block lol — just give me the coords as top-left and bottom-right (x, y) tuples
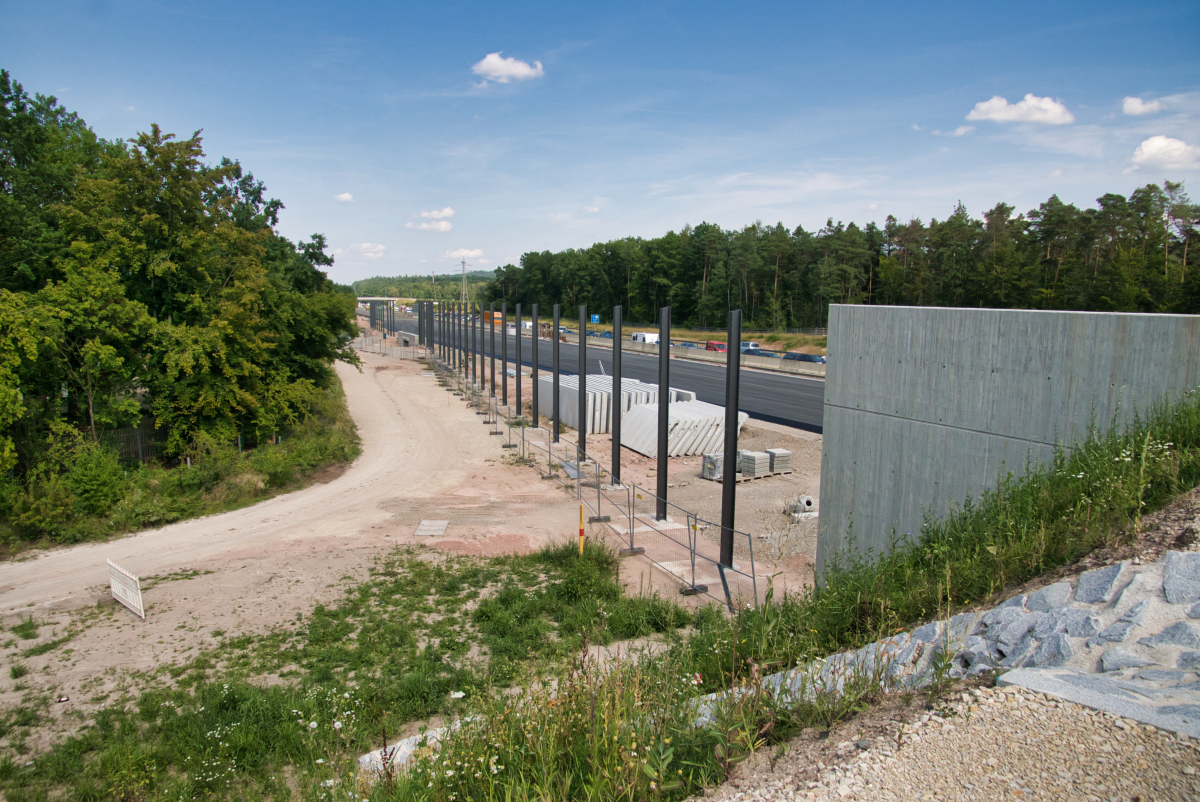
(680, 585), (708, 596)
(501, 443), (517, 449)
(618, 547), (645, 557)
(588, 515), (611, 523)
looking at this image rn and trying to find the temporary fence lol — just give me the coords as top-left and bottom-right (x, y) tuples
(422, 347), (760, 611)
(102, 417), (162, 463)
(354, 336), (428, 361)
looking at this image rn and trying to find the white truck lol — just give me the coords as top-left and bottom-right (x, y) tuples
(631, 332), (660, 344)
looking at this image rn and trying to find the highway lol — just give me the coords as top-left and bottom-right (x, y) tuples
(386, 317), (825, 433)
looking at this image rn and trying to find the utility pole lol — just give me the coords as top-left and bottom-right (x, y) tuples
(460, 257), (469, 302)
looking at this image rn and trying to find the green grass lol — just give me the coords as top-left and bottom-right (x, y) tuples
(10, 617), (37, 640)
(8, 664), (27, 681)
(20, 637), (72, 659)
(0, 541), (691, 801)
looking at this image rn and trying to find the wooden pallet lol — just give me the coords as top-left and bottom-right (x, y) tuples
(707, 469), (793, 484)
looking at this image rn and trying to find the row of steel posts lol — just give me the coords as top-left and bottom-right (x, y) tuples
(414, 299), (742, 569)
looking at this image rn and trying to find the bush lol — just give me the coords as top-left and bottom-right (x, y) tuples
(65, 442), (127, 516)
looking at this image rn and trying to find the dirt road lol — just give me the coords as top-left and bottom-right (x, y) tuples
(0, 353), (579, 720)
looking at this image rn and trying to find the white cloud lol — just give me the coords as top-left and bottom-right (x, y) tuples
(418, 206), (455, 219)
(124, 105), (136, 111)
(334, 192), (354, 203)
(1130, 135), (1200, 170)
(405, 221), (453, 232)
(583, 206), (600, 213)
(444, 248), (483, 259)
(867, 201), (881, 210)
(1123, 96), (1162, 116)
(471, 52), (544, 84)
(1046, 168), (1063, 178)
(966, 94), (1075, 125)
(911, 124), (923, 131)
(349, 243), (386, 260)
(932, 125), (975, 137)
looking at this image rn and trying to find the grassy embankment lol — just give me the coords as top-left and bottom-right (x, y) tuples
(1, 389), (1196, 801)
(0, 381), (361, 555)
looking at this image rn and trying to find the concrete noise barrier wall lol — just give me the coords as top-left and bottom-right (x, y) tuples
(816, 306), (1200, 579)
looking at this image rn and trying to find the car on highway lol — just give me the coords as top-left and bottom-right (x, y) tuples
(742, 347), (780, 358)
(705, 341), (728, 352)
(739, 341), (761, 352)
(672, 341), (699, 348)
(783, 352), (827, 364)
(599, 331), (614, 339)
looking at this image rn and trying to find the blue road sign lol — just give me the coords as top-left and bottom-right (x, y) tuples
(590, 314), (600, 324)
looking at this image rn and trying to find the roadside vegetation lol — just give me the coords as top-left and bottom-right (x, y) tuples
(0, 382), (359, 552)
(2, 387), (1197, 800)
(0, 71), (360, 550)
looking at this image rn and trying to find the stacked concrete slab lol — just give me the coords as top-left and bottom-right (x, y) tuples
(620, 400), (749, 458)
(535, 375), (695, 435)
(766, 448), (791, 472)
(741, 451), (771, 477)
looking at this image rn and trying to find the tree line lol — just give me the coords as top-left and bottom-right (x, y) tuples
(479, 184), (1199, 328)
(0, 71), (359, 477)
(353, 270), (495, 303)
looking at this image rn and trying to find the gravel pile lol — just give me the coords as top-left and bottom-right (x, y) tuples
(695, 685), (1200, 801)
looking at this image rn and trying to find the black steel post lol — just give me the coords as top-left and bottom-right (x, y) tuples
(501, 302), (508, 406)
(531, 304), (539, 426)
(612, 304), (622, 485)
(515, 303), (523, 419)
(656, 306), (670, 521)
(578, 305), (587, 459)
(471, 303), (478, 386)
(720, 309), (742, 567)
(489, 302), (496, 397)
(552, 304), (560, 443)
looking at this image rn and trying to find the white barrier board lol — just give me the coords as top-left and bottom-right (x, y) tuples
(107, 559), (145, 619)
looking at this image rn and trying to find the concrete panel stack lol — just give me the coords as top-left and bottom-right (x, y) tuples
(621, 400), (749, 458)
(536, 375), (677, 434)
(766, 448), (792, 472)
(740, 451), (772, 478)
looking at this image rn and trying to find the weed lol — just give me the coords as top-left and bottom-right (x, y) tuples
(21, 637), (72, 658)
(8, 664), (27, 680)
(10, 617), (37, 640)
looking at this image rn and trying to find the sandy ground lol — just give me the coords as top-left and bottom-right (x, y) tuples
(0, 352), (581, 734)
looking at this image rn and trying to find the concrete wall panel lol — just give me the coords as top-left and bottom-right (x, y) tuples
(817, 306), (1200, 576)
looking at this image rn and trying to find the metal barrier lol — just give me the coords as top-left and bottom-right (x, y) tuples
(388, 345), (760, 610)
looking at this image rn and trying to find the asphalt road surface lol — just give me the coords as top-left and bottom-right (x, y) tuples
(387, 317), (825, 433)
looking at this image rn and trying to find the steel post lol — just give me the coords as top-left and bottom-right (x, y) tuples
(578, 304), (587, 461)
(531, 303), (539, 427)
(656, 305), (670, 521)
(501, 302), (508, 407)
(515, 303), (523, 420)
(612, 304), (622, 485)
(720, 309), (741, 567)
(489, 302), (496, 398)
(552, 304), (561, 443)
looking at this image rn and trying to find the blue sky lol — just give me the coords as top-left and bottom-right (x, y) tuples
(4, 0), (1199, 284)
